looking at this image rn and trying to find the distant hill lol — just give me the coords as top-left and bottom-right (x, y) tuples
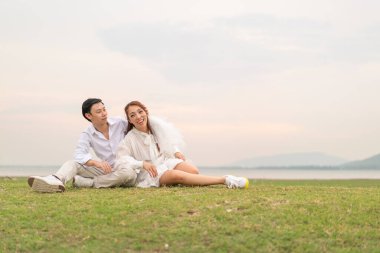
(232, 152), (348, 167)
(340, 153), (380, 169)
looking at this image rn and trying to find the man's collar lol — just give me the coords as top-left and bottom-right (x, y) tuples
(89, 117), (115, 135)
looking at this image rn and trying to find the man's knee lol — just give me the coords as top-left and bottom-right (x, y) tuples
(117, 168), (137, 185)
(61, 160), (83, 173)
(56, 160), (82, 183)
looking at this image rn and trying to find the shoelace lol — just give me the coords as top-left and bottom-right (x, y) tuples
(227, 176), (240, 188)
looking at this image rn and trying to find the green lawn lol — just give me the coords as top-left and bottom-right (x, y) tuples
(1, 178), (380, 253)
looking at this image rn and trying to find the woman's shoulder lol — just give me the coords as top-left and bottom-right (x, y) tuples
(124, 128), (141, 139)
(124, 129), (135, 137)
(120, 131), (135, 149)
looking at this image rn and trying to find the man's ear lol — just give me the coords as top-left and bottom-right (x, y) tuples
(85, 113), (92, 121)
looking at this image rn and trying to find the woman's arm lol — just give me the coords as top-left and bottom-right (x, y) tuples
(115, 139), (144, 172)
(174, 152), (186, 161)
(115, 138), (158, 177)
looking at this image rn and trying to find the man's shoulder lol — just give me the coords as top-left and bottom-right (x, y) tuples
(81, 125), (95, 136)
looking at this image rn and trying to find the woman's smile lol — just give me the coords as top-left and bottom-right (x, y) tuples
(136, 117), (145, 125)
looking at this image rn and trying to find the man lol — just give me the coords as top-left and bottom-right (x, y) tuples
(28, 98), (136, 193)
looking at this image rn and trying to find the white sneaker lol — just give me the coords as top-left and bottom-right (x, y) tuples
(225, 175), (249, 189)
(28, 175), (65, 193)
(73, 175), (94, 188)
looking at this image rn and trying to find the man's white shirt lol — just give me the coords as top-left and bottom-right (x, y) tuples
(74, 117), (127, 168)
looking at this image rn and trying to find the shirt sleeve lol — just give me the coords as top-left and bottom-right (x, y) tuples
(121, 118), (128, 129)
(74, 132), (93, 165)
(115, 138), (143, 173)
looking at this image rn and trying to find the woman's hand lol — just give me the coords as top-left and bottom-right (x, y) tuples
(175, 152), (186, 161)
(143, 161), (158, 177)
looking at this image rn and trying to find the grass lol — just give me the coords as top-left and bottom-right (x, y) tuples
(1, 178), (380, 253)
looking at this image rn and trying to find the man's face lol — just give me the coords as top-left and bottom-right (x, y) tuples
(86, 102), (108, 124)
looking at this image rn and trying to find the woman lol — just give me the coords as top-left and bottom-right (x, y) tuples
(114, 101), (249, 188)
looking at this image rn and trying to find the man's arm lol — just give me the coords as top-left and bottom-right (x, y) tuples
(84, 160), (112, 174)
(74, 132), (92, 164)
(74, 132), (112, 174)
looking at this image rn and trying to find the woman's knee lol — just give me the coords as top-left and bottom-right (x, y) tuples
(163, 170), (185, 184)
(189, 166), (199, 174)
(174, 162), (199, 174)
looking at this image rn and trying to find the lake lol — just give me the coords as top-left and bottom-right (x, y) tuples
(1, 165), (380, 179)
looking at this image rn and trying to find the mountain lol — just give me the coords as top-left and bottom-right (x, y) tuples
(341, 153), (380, 169)
(232, 152), (348, 167)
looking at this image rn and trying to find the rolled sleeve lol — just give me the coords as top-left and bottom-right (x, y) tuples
(74, 132), (93, 165)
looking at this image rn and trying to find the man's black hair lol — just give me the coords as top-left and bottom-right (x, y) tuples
(82, 98), (103, 122)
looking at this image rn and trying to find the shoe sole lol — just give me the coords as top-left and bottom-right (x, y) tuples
(28, 177), (65, 193)
(244, 178), (249, 189)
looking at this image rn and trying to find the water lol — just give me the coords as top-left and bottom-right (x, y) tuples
(0, 165), (59, 177)
(199, 167), (380, 179)
(1, 165), (380, 179)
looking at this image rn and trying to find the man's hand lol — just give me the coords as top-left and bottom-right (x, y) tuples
(175, 152), (186, 161)
(143, 161), (158, 177)
(94, 161), (112, 174)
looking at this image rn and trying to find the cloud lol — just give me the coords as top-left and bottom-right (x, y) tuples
(99, 13), (380, 84)
(328, 24), (380, 63)
(99, 14), (331, 82)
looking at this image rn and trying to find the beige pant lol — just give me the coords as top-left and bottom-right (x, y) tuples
(54, 160), (136, 188)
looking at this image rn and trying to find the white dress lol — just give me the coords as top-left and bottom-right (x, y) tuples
(114, 117), (184, 188)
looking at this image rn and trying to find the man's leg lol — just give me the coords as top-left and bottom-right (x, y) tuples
(76, 164), (105, 179)
(28, 160), (81, 193)
(72, 165), (106, 188)
(74, 168), (137, 188)
(54, 160), (84, 184)
(94, 168), (137, 188)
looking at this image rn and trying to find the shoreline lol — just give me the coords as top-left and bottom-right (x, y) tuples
(2, 176), (380, 181)
(2, 166), (380, 180)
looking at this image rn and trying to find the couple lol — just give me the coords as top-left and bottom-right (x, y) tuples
(28, 98), (249, 192)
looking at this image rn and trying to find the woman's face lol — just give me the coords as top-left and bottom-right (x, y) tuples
(127, 105), (148, 131)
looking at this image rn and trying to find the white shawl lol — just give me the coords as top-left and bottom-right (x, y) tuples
(148, 116), (185, 156)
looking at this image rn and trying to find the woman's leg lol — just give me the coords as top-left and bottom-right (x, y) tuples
(173, 162), (199, 174)
(159, 170), (225, 186)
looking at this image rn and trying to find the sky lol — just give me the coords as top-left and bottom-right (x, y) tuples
(1, 0), (380, 166)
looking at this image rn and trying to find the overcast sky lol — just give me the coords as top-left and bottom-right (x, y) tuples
(1, 0), (380, 166)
